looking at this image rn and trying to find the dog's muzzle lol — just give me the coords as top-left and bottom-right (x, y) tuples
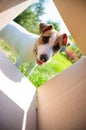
(40, 54), (49, 62)
(37, 54), (49, 66)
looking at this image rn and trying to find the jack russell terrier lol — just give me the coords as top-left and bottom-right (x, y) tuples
(0, 21), (67, 71)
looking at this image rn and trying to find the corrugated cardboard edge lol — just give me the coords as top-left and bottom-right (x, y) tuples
(54, 0), (86, 55)
(38, 57), (86, 130)
(0, 0), (35, 30)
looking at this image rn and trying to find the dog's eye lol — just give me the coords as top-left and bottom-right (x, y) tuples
(53, 43), (60, 52)
(42, 36), (49, 44)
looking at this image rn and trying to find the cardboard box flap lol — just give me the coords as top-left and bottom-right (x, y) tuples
(0, 0), (34, 30)
(0, 50), (36, 130)
(54, 0), (86, 55)
(38, 57), (86, 130)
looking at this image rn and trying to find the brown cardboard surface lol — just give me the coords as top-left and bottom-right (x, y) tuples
(0, 0), (25, 12)
(0, 0), (34, 30)
(38, 57), (86, 130)
(54, 0), (86, 55)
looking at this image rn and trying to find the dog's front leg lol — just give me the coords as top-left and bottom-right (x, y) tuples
(15, 55), (24, 68)
(26, 61), (37, 76)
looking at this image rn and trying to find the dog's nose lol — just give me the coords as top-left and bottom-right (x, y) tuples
(40, 54), (48, 62)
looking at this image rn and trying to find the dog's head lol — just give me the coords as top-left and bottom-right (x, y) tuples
(35, 23), (67, 65)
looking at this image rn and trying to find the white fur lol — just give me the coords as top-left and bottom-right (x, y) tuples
(0, 21), (39, 68)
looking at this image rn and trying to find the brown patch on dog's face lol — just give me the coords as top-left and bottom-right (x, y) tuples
(37, 28), (64, 52)
(38, 29), (55, 46)
(53, 37), (61, 53)
(40, 23), (53, 33)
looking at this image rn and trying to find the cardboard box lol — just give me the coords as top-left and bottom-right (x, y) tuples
(38, 57), (86, 130)
(0, 51), (36, 130)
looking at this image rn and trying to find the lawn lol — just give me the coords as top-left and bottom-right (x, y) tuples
(29, 53), (72, 87)
(0, 40), (72, 87)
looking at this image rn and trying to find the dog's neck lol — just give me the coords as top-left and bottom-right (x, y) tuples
(33, 41), (38, 57)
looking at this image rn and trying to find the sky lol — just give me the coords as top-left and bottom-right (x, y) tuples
(35, 0), (70, 36)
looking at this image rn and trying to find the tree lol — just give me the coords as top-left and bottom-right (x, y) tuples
(30, 2), (45, 22)
(14, 2), (45, 34)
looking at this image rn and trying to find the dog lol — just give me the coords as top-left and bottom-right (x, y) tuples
(0, 21), (68, 71)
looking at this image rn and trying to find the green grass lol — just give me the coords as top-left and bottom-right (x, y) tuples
(0, 40), (17, 63)
(29, 53), (72, 87)
(0, 40), (72, 87)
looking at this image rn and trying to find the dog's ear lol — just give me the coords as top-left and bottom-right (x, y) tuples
(40, 23), (53, 33)
(62, 33), (67, 46)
